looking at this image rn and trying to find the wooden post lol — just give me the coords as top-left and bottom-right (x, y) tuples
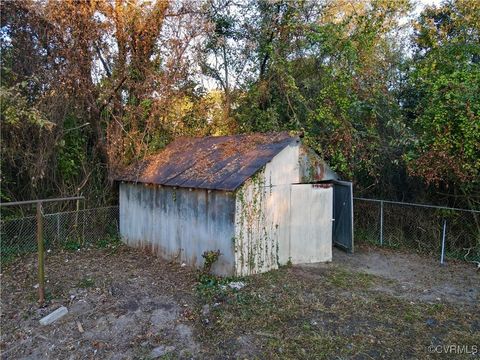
(37, 202), (45, 304)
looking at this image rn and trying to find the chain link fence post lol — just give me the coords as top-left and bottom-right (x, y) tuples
(379, 200), (384, 246)
(36, 202), (45, 304)
(440, 219), (447, 265)
(82, 199), (86, 246)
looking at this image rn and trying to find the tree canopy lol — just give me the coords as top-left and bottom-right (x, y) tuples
(1, 0), (478, 209)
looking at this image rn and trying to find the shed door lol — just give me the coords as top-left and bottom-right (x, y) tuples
(290, 184), (333, 263)
(333, 181), (354, 253)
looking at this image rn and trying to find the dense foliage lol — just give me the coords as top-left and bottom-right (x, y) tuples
(403, 1), (480, 199)
(1, 0), (478, 210)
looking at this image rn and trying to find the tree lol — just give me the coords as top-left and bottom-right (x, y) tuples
(233, 0), (411, 190)
(2, 0), (478, 210)
(0, 0), (208, 204)
(403, 0), (480, 205)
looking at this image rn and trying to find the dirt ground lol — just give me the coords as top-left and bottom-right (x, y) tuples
(1, 244), (479, 359)
(319, 246), (479, 306)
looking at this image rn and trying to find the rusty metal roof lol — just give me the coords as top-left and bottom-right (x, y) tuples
(115, 132), (298, 191)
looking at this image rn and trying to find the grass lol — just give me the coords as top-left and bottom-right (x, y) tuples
(63, 238), (82, 251)
(326, 268), (375, 289)
(0, 243), (37, 265)
(77, 277), (95, 288)
(1, 235), (122, 265)
(96, 234), (122, 249)
(195, 272), (248, 303)
(194, 266), (480, 359)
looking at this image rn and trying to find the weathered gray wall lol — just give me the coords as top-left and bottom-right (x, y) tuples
(234, 143), (335, 276)
(119, 183), (236, 275)
(233, 144), (299, 276)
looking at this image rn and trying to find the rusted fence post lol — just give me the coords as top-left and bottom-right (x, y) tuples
(36, 202), (45, 304)
(0, 196), (85, 305)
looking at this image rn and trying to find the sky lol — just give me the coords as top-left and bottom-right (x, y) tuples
(418, 0), (443, 12)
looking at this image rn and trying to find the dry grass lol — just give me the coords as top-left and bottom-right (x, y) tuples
(196, 266), (479, 359)
(1, 245), (478, 359)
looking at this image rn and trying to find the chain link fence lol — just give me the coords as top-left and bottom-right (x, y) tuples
(354, 198), (480, 263)
(3, 200), (479, 264)
(1, 206), (119, 262)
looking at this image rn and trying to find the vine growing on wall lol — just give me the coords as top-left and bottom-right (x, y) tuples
(235, 170), (279, 275)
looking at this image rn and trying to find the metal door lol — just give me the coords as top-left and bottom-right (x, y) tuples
(333, 181), (354, 253)
(290, 184), (333, 263)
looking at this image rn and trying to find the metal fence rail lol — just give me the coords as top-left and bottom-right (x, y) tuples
(1, 206), (119, 261)
(354, 198), (480, 262)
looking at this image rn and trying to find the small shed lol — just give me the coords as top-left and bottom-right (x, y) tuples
(115, 132), (353, 276)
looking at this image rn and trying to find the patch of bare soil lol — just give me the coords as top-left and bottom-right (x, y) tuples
(1, 246), (200, 359)
(304, 245), (480, 306)
(1, 244), (479, 359)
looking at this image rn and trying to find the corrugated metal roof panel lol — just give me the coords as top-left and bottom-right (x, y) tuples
(114, 132), (297, 191)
